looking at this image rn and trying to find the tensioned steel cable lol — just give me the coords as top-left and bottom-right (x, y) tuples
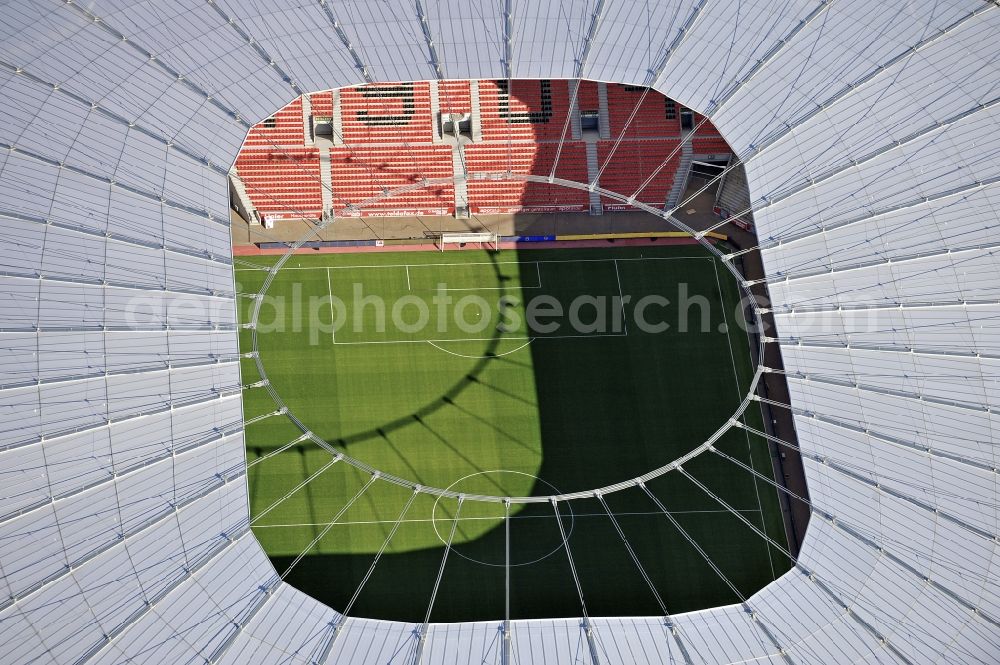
(638, 481), (802, 664)
(413, 496), (464, 664)
(316, 488), (420, 663)
(706, 435), (1000, 658)
(552, 498), (604, 665)
(7, 2), (1000, 660)
(279, 473), (379, 580)
(250, 456), (343, 526)
(594, 491), (698, 664)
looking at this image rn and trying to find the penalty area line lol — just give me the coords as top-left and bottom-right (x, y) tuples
(427, 338), (534, 358)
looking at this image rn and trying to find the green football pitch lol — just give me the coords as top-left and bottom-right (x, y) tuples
(236, 243), (790, 622)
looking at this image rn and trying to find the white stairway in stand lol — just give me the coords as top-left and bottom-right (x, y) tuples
(302, 93), (313, 146)
(597, 82), (611, 140)
(569, 80), (582, 140)
(451, 144), (470, 218)
(585, 142), (602, 214)
(666, 138), (693, 210)
(319, 148), (334, 219)
(229, 171), (259, 224)
(470, 80), (483, 142)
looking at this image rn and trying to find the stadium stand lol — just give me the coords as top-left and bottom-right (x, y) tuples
(234, 148), (323, 219)
(465, 141), (590, 213)
(477, 79), (572, 141)
(691, 136), (732, 155)
(339, 82), (435, 144)
(309, 90), (334, 118)
(234, 79), (730, 219)
(330, 145), (454, 215)
(606, 84), (682, 137)
(438, 79), (472, 114)
(242, 96), (306, 148)
(575, 79), (600, 113)
(690, 111), (729, 154)
(597, 140), (680, 208)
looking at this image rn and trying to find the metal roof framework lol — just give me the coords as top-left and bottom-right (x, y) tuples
(0, 0), (998, 663)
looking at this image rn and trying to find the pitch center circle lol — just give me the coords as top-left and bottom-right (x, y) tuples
(431, 470), (575, 567)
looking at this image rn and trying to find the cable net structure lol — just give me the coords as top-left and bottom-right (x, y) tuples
(0, 0), (999, 664)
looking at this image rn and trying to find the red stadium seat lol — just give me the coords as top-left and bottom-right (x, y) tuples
(596, 140), (680, 208)
(235, 80), (731, 218)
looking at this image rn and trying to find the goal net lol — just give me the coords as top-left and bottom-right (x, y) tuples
(433, 232), (500, 252)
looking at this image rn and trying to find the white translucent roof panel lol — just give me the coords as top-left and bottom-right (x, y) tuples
(217, 2), (364, 96)
(586, 0), (689, 86)
(780, 345), (997, 409)
(217, 583), (341, 665)
(502, 0), (596, 81)
(712, 0), (984, 154)
(657, 0), (818, 116)
(0, 150), (63, 220)
(418, 0), (507, 81)
(753, 105), (1000, 246)
(319, 0), (441, 84)
(323, 616), (421, 664)
(94, 0), (296, 126)
(1, 0), (999, 663)
(759, 183), (1000, 280)
(747, 6), (1000, 217)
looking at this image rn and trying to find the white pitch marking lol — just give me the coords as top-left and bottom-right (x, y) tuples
(426, 338), (534, 359)
(332, 332), (628, 346)
(613, 258), (628, 336)
(712, 258), (776, 579)
(432, 285), (542, 292)
(234, 256), (705, 271)
(252, 508), (764, 528)
(326, 267), (336, 344)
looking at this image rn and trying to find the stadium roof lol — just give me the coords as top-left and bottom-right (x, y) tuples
(1, 0), (999, 662)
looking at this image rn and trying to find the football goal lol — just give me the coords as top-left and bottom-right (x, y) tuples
(433, 232), (501, 252)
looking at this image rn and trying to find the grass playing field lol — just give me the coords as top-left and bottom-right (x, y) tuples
(236, 243), (790, 623)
